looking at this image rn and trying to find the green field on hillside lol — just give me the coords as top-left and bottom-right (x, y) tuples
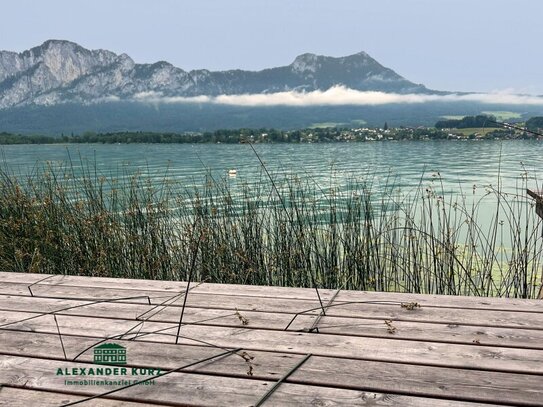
(441, 111), (522, 122)
(481, 111), (523, 120)
(450, 127), (503, 136)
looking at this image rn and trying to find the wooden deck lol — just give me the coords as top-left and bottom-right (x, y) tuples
(0, 272), (542, 406)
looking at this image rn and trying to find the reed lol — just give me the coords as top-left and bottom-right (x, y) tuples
(0, 161), (541, 298)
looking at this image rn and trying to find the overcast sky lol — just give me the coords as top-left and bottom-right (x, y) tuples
(2, 0), (542, 94)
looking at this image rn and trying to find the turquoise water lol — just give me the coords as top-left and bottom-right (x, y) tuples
(1, 140), (541, 196)
(1, 139), (542, 253)
(2, 140), (541, 296)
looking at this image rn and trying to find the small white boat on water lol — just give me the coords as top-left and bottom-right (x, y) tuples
(228, 169), (237, 176)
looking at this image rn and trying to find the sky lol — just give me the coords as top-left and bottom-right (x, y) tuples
(2, 0), (542, 94)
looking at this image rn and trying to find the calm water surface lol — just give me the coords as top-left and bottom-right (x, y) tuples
(2, 140), (542, 244)
(1, 140), (541, 196)
(0, 140), (543, 191)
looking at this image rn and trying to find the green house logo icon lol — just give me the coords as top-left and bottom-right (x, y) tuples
(93, 343), (127, 365)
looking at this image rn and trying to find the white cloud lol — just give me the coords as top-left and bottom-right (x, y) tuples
(130, 86), (543, 107)
(132, 91), (212, 104)
(96, 95), (121, 103)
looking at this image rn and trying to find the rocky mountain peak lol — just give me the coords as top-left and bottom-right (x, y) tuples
(38, 39), (80, 51)
(114, 53), (135, 71)
(0, 40), (431, 109)
(291, 53), (321, 74)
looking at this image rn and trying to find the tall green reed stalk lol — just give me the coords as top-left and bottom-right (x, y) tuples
(0, 161), (541, 298)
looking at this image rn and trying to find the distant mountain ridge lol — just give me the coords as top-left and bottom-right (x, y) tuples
(0, 40), (432, 109)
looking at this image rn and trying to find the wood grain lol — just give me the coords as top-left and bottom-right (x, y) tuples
(0, 271), (539, 406)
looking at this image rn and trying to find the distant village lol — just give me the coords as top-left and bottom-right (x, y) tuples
(236, 124), (534, 144)
(0, 115), (541, 145)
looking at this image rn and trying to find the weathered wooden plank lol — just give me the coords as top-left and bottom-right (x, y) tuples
(0, 355), (500, 407)
(0, 354), (276, 407)
(264, 387), (502, 407)
(300, 302), (543, 330)
(3, 282), (543, 330)
(0, 295), (298, 330)
(333, 290), (543, 312)
(1, 272), (538, 407)
(0, 272), (337, 301)
(0, 386), (499, 407)
(0, 282), (31, 296)
(1, 295), (543, 349)
(0, 330), (296, 381)
(1, 271), (541, 312)
(0, 330), (539, 406)
(165, 326), (543, 374)
(293, 357), (543, 406)
(295, 315), (543, 349)
(51, 275), (337, 300)
(0, 387), (158, 406)
(0, 272), (54, 284)
(0, 282), (168, 303)
(0, 283), (335, 316)
(2, 310), (543, 374)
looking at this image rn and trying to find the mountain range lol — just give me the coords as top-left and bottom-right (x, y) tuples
(0, 40), (540, 134)
(0, 40), (432, 109)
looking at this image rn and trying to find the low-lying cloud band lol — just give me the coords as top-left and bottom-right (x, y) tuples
(131, 86), (543, 107)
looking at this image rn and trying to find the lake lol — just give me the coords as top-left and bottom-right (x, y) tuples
(2, 139), (541, 296)
(1, 139), (540, 198)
